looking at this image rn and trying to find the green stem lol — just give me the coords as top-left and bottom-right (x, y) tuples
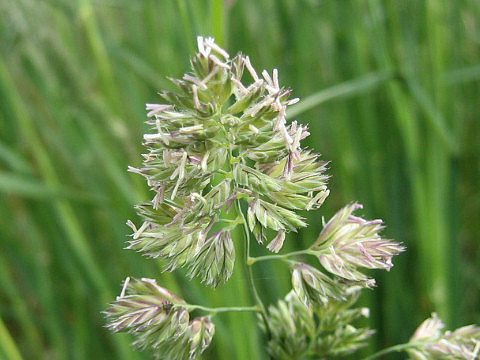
(235, 199), (271, 334)
(216, 169), (230, 176)
(182, 304), (260, 314)
(220, 216), (244, 230)
(361, 342), (425, 360)
(248, 250), (313, 265)
(224, 139), (262, 359)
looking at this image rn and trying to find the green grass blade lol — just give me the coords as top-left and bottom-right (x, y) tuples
(0, 254), (44, 356)
(288, 71), (394, 117)
(0, 55), (141, 360)
(404, 77), (458, 154)
(211, 0), (226, 46)
(0, 171), (104, 203)
(0, 316), (24, 360)
(443, 64), (480, 84)
(175, 0), (195, 53)
(0, 141), (32, 174)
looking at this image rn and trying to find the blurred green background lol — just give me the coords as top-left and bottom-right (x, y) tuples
(0, 0), (479, 359)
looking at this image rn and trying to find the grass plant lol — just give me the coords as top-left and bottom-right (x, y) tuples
(0, 0), (479, 359)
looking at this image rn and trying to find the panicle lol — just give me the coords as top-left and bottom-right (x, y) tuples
(127, 35), (330, 279)
(260, 290), (373, 359)
(107, 36), (480, 360)
(103, 278), (215, 360)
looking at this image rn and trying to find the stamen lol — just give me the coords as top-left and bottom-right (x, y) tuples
(209, 54), (230, 69)
(146, 104), (173, 117)
(118, 277), (130, 299)
(201, 67), (220, 86)
(272, 69), (279, 89)
(192, 85), (200, 109)
(244, 56), (259, 81)
(231, 78), (248, 95)
(204, 38), (230, 59)
(184, 74), (207, 89)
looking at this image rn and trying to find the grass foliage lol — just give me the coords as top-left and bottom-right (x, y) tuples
(0, 0), (479, 359)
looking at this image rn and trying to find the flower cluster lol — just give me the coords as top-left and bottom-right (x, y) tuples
(126, 35), (329, 290)
(107, 37), (332, 358)
(260, 289), (373, 360)
(103, 278), (214, 360)
(310, 203), (405, 287)
(408, 313), (480, 360)
(291, 262), (346, 308)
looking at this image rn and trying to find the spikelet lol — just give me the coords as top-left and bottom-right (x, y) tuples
(291, 262), (346, 307)
(311, 203), (405, 286)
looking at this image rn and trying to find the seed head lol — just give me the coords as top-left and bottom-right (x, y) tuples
(260, 290), (373, 359)
(291, 262), (346, 307)
(103, 278), (216, 360)
(311, 203), (405, 286)
(186, 230), (235, 287)
(408, 313), (480, 360)
(128, 36), (330, 272)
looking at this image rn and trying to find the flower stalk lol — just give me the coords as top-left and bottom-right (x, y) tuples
(247, 250), (315, 265)
(361, 342), (429, 360)
(235, 197), (271, 335)
(181, 304), (261, 315)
